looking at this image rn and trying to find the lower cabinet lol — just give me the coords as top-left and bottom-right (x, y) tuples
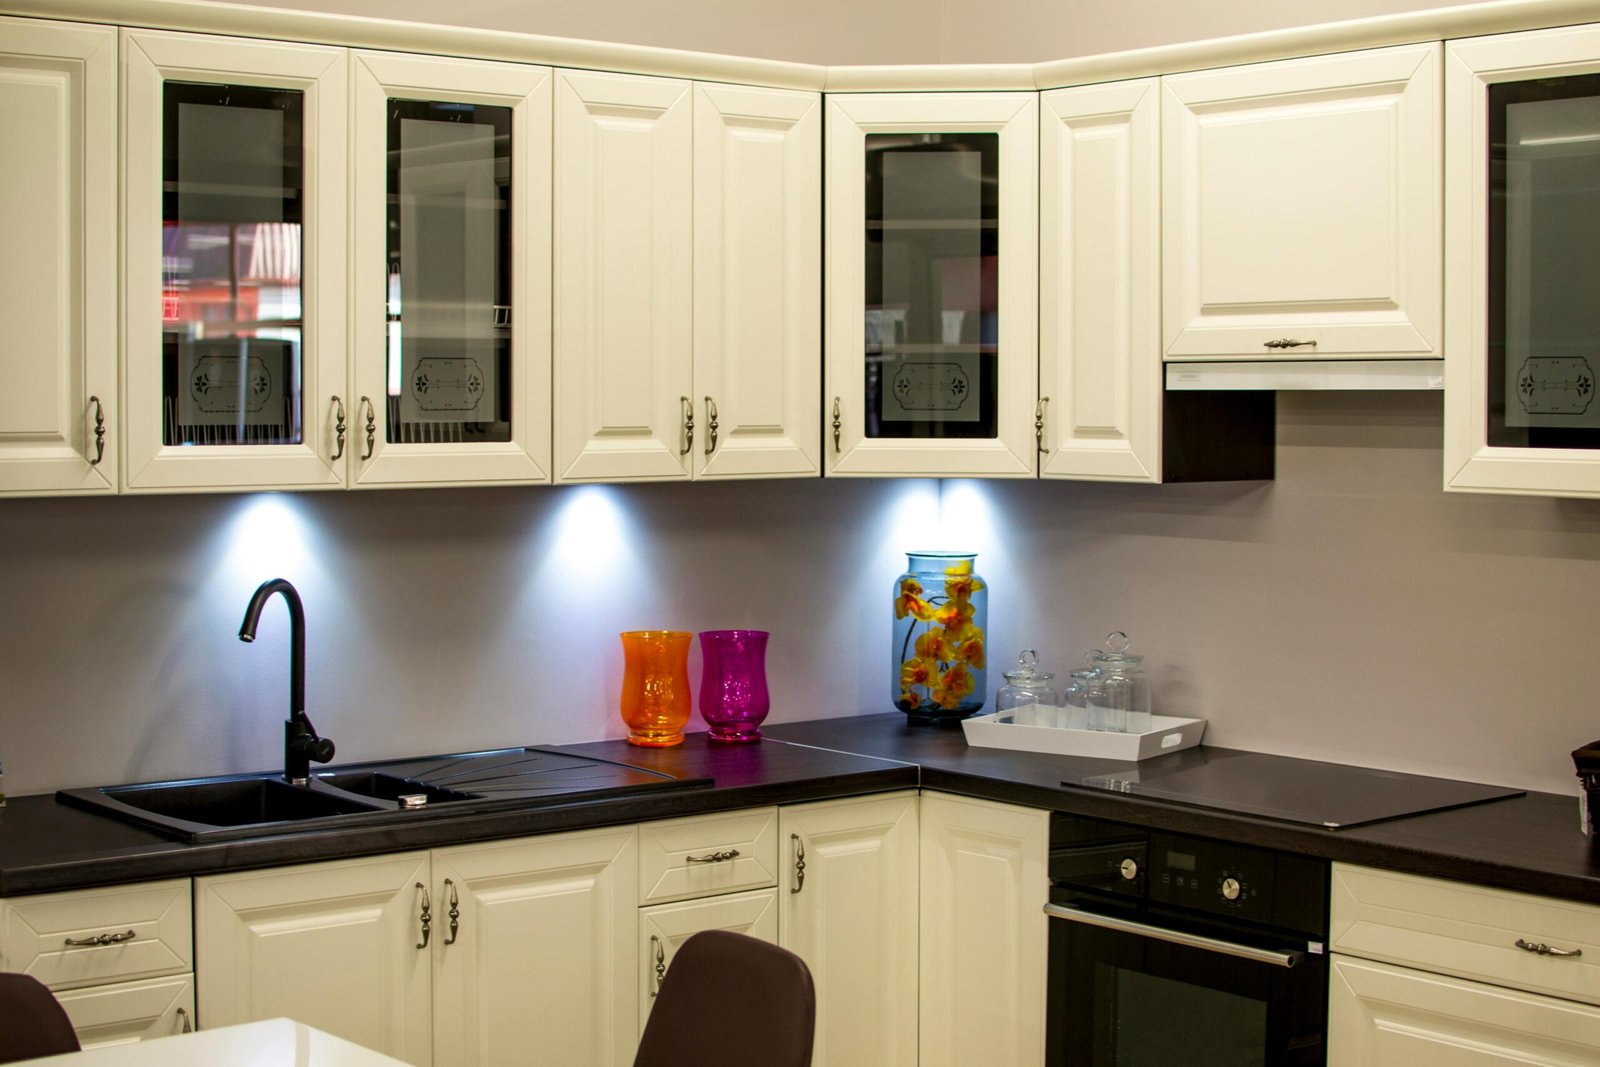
(780, 791), (920, 1067)
(0, 879), (194, 1048)
(918, 793), (1048, 1067)
(638, 889), (779, 1028)
(195, 826), (638, 1067)
(1328, 862), (1600, 1065)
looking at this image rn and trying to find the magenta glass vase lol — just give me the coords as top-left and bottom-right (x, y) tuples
(698, 630), (771, 743)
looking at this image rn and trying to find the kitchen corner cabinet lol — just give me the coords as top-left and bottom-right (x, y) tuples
(824, 92), (1039, 479)
(121, 29), (348, 492)
(196, 825), (638, 1067)
(1039, 78), (1162, 482)
(552, 71), (820, 484)
(0, 879), (195, 1047)
(1442, 22), (1600, 499)
(918, 793), (1048, 1067)
(780, 791), (920, 1067)
(0, 17), (117, 496)
(1327, 863), (1600, 1064)
(1162, 43), (1441, 361)
(348, 50), (553, 489)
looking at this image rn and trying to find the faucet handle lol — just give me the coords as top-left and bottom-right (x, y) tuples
(305, 735), (336, 765)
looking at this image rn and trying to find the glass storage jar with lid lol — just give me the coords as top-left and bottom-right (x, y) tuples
(1086, 631), (1151, 734)
(996, 649), (1061, 727)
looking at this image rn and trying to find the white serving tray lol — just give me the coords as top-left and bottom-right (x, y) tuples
(961, 712), (1207, 761)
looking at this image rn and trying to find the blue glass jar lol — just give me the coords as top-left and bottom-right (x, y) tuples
(892, 551), (988, 724)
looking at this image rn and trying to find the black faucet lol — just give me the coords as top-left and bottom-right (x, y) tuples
(239, 578), (335, 785)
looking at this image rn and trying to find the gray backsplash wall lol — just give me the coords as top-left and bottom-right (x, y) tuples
(2, 392), (1597, 797)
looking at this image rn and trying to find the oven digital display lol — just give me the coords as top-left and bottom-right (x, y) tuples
(1167, 851), (1197, 872)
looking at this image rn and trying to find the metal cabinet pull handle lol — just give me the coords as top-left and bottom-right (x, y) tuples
(331, 396), (347, 461)
(416, 882), (432, 949)
(686, 849), (740, 864)
(649, 934), (666, 997)
(1263, 338), (1317, 350)
(1516, 938), (1582, 958)
(176, 1007), (192, 1034)
(360, 396), (376, 461)
(444, 878), (460, 946)
(88, 396), (106, 466)
(831, 398), (842, 453)
(790, 834), (806, 894)
(704, 396), (719, 455)
(64, 929), (135, 947)
(1035, 396), (1049, 455)
(680, 396), (694, 456)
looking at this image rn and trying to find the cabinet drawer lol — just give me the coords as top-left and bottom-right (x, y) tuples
(638, 808), (778, 903)
(55, 973), (195, 1048)
(638, 888), (779, 1032)
(1331, 864), (1600, 1006)
(1, 880), (192, 991)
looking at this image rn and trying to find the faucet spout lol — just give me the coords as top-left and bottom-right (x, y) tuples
(240, 578), (334, 784)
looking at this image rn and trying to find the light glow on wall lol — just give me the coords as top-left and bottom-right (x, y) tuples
(218, 493), (321, 589)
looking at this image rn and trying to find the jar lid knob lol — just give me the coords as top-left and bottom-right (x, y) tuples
(1104, 630), (1130, 654)
(1017, 648), (1039, 669)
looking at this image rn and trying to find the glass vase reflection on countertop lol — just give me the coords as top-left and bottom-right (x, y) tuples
(892, 551), (987, 724)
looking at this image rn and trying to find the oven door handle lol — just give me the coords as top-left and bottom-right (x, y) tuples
(1044, 903), (1303, 969)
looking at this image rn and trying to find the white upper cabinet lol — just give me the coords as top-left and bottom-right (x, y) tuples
(553, 69), (693, 483)
(122, 29), (348, 492)
(825, 92), (1039, 478)
(0, 17), (117, 495)
(693, 82), (821, 480)
(1039, 78), (1162, 482)
(349, 50), (552, 489)
(1443, 22), (1600, 498)
(1162, 43), (1441, 361)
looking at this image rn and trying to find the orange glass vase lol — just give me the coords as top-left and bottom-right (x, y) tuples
(620, 630), (693, 747)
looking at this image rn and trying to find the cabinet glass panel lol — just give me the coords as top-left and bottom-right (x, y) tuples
(863, 133), (998, 440)
(1488, 74), (1600, 448)
(162, 82), (304, 446)
(386, 99), (512, 445)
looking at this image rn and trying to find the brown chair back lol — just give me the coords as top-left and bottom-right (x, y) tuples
(0, 972), (81, 1063)
(633, 930), (815, 1067)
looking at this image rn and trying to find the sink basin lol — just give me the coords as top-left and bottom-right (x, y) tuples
(57, 748), (713, 844)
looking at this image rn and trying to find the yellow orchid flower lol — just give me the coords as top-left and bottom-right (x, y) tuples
(934, 599), (973, 629)
(899, 688), (923, 710)
(915, 630), (951, 662)
(900, 657), (937, 689)
(940, 663), (975, 699)
(894, 577), (934, 621)
(943, 559), (973, 577)
(944, 573), (983, 602)
(954, 634), (986, 669)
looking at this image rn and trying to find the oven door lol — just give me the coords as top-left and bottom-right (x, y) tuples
(1044, 901), (1327, 1066)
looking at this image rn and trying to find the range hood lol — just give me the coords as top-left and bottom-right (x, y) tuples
(1165, 359), (1445, 391)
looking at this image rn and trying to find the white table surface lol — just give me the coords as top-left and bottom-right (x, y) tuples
(19, 1019), (411, 1066)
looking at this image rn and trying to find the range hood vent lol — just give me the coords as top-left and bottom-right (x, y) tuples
(1166, 360), (1445, 392)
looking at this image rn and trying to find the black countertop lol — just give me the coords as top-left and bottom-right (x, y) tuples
(3, 714), (1596, 906)
(762, 714), (1600, 905)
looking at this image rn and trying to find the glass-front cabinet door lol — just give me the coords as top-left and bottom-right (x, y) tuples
(1445, 22), (1600, 498)
(824, 93), (1038, 477)
(350, 51), (551, 487)
(123, 29), (346, 491)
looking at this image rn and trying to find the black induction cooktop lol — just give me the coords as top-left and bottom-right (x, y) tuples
(1064, 747), (1525, 829)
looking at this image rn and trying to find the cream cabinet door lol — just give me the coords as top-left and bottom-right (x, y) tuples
(824, 92), (1038, 478)
(1329, 955), (1600, 1065)
(638, 888), (779, 1035)
(553, 69), (692, 483)
(780, 792), (919, 1067)
(918, 793), (1048, 1067)
(195, 852), (432, 1065)
(432, 826), (638, 1067)
(0, 17), (117, 495)
(1443, 23), (1600, 499)
(1039, 78), (1161, 482)
(1162, 43), (1441, 360)
(692, 82), (821, 480)
(121, 29), (348, 492)
(349, 50), (552, 489)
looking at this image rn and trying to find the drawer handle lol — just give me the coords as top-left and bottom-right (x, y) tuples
(176, 1007), (192, 1034)
(64, 929), (135, 947)
(649, 934), (666, 998)
(1264, 338), (1317, 350)
(686, 849), (741, 864)
(1515, 938), (1583, 958)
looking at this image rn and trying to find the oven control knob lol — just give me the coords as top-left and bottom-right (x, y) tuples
(1119, 858), (1139, 881)
(1221, 877), (1242, 902)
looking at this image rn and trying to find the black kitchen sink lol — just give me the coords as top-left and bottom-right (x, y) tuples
(57, 748), (712, 843)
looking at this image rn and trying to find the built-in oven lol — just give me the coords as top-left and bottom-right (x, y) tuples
(1044, 812), (1330, 1065)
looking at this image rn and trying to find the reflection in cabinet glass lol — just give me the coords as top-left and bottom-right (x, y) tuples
(863, 133), (998, 441)
(161, 82), (304, 447)
(385, 99), (512, 446)
(1488, 74), (1600, 449)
